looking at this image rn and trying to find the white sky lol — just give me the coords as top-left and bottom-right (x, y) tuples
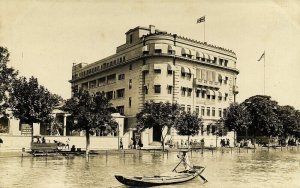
(0, 0), (300, 109)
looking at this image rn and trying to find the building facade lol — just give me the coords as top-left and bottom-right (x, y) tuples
(70, 25), (239, 144)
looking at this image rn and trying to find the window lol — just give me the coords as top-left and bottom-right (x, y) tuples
(213, 57), (217, 64)
(107, 74), (116, 84)
(116, 89), (125, 98)
(207, 125), (211, 135)
(154, 85), (161, 94)
(119, 57), (122, 63)
(224, 60), (228, 67)
(106, 91), (113, 100)
(212, 94), (216, 100)
(116, 106), (125, 115)
(224, 93), (228, 101)
(180, 105), (185, 111)
(207, 94), (211, 100)
(219, 108), (222, 117)
(201, 91), (205, 98)
(129, 97), (132, 107)
(167, 85), (173, 94)
(118, 74), (125, 80)
(186, 73), (192, 80)
(155, 49), (162, 53)
(187, 105), (191, 113)
(129, 79), (132, 89)
(98, 77), (106, 86)
(167, 69), (173, 75)
(195, 106), (199, 115)
(219, 59), (223, 66)
(168, 50), (175, 55)
(201, 107), (205, 116)
(187, 88), (192, 97)
(123, 56), (125, 62)
(143, 85), (148, 94)
(212, 108), (215, 117)
(154, 69), (161, 74)
(181, 87), (186, 96)
(129, 64), (132, 70)
(181, 72), (186, 77)
(224, 77), (228, 84)
(196, 90), (200, 98)
(223, 109), (227, 117)
(207, 107), (210, 116)
(129, 34), (133, 44)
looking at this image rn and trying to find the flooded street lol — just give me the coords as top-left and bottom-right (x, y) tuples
(0, 148), (299, 188)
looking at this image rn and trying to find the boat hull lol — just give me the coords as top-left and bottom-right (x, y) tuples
(115, 171), (199, 187)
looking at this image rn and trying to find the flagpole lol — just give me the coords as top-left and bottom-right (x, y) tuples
(204, 20), (206, 42)
(264, 51), (265, 95)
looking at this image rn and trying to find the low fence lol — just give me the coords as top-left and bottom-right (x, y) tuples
(0, 134), (131, 151)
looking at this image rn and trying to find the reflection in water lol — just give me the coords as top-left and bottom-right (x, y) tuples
(0, 149), (299, 188)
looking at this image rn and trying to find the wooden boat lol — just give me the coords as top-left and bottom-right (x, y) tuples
(115, 168), (204, 187)
(115, 150), (207, 187)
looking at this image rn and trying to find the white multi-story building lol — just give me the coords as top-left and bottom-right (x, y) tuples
(70, 25), (239, 144)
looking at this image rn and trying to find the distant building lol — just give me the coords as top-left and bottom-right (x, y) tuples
(70, 25), (239, 144)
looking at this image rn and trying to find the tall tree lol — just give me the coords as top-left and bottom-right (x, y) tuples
(0, 47), (18, 115)
(62, 88), (115, 155)
(243, 95), (282, 138)
(222, 103), (251, 144)
(174, 111), (203, 148)
(9, 76), (60, 142)
(276, 105), (298, 138)
(136, 101), (181, 151)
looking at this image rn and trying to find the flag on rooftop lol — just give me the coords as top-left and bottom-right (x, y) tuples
(197, 16), (205, 23)
(257, 51), (265, 62)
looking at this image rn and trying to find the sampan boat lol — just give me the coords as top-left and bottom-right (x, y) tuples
(115, 167), (205, 187)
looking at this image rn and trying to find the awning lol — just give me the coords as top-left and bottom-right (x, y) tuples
(167, 64), (176, 71)
(142, 65), (149, 71)
(196, 88), (206, 92)
(190, 50), (196, 57)
(203, 53), (210, 59)
(207, 54), (214, 60)
(212, 90), (217, 96)
(168, 45), (175, 51)
(154, 43), (163, 50)
(142, 45), (149, 52)
(153, 64), (162, 70)
(181, 66), (191, 74)
(206, 90), (212, 95)
(181, 48), (191, 55)
(196, 51), (204, 58)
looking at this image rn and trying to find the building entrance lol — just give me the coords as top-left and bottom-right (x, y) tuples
(153, 126), (161, 142)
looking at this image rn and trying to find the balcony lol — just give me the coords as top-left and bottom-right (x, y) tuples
(194, 78), (220, 89)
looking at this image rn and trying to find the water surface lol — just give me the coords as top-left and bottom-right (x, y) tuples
(0, 148), (299, 188)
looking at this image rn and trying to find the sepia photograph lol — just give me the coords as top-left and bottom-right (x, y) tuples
(0, 0), (299, 187)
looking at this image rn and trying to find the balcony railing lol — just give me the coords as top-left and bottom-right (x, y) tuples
(194, 78), (220, 89)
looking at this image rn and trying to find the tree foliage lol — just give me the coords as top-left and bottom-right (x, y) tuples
(276, 105), (299, 137)
(174, 111), (203, 145)
(243, 95), (281, 137)
(0, 47), (18, 115)
(222, 95), (300, 140)
(223, 103), (250, 135)
(9, 76), (59, 124)
(136, 101), (181, 150)
(62, 88), (115, 154)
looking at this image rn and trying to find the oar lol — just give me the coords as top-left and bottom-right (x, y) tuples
(177, 155), (208, 183)
(172, 158), (183, 172)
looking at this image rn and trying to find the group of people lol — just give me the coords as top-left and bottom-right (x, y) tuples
(220, 138), (230, 147)
(119, 137), (143, 150)
(36, 136), (46, 144)
(128, 137), (143, 149)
